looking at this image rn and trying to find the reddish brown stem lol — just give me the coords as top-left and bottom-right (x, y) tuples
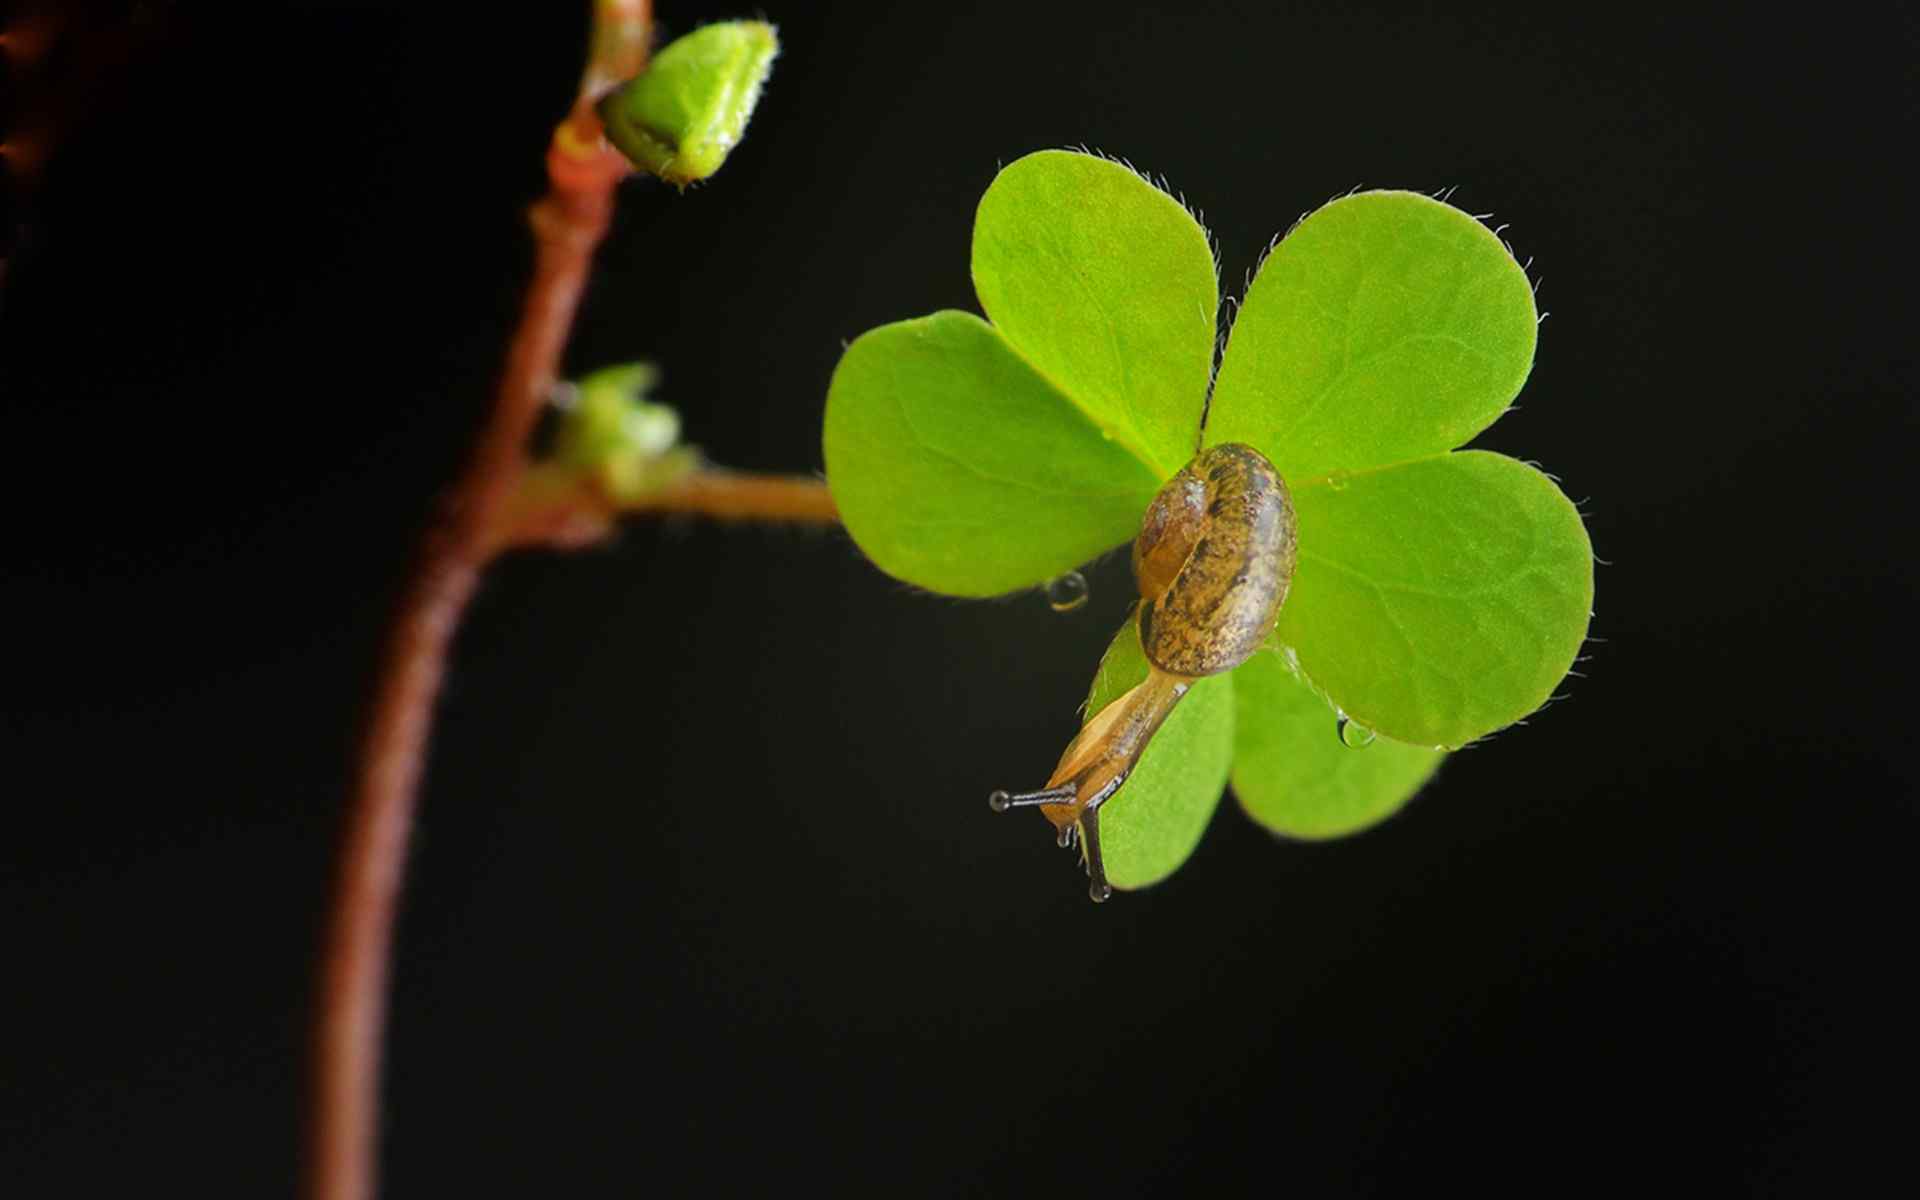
(305, 5), (649, 1198)
(493, 469), (841, 550)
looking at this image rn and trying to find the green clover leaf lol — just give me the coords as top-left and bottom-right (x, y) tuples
(824, 149), (1593, 893)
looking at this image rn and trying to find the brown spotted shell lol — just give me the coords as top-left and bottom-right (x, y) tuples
(1132, 443), (1296, 677)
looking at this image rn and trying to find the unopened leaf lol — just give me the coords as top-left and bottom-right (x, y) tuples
(599, 20), (778, 186)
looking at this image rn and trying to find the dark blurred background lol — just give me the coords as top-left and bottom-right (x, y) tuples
(3, 0), (1913, 1193)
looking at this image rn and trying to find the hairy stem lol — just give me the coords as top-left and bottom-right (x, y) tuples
(632, 470), (839, 521)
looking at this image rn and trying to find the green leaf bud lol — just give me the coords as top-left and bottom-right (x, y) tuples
(598, 20), (778, 187)
(553, 362), (695, 501)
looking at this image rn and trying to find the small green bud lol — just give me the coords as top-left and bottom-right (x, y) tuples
(555, 363), (669, 464)
(598, 20), (779, 187)
(554, 363), (696, 501)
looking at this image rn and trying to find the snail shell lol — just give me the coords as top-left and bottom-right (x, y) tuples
(1134, 442), (1297, 676)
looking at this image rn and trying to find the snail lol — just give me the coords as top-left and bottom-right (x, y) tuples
(989, 443), (1298, 902)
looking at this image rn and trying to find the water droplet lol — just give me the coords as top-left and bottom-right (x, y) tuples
(1326, 470), (1351, 492)
(1044, 571), (1089, 613)
(1336, 713), (1376, 749)
(1089, 881), (1113, 904)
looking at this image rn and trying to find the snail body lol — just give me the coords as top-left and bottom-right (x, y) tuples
(989, 443), (1297, 900)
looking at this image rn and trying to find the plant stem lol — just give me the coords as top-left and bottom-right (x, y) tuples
(494, 467), (841, 551)
(310, 10), (842, 1187)
(306, 7), (649, 1198)
(630, 470), (840, 522)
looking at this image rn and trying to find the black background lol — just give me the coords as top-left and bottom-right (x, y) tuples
(4, 0), (1914, 1194)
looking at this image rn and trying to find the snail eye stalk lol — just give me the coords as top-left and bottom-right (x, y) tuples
(987, 786), (1076, 812)
(987, 787), (1113, 901)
